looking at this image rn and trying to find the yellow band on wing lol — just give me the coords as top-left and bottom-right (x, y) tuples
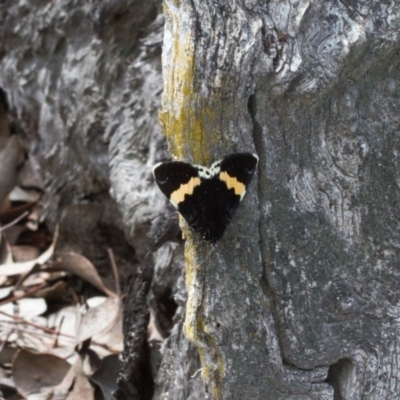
(219, 171), (246, 198)
(170, 177), (201, 206)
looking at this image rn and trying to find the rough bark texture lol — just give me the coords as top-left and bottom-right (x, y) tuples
(1, 0), (400, 399)
(160, 1), (400, 399)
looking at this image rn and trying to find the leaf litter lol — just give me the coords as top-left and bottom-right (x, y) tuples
(0, 134), (125, 399)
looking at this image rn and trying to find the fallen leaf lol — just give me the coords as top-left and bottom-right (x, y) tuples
(0, 234), (12, 265)
(76, 297), (120, 344)
(0, 287), (12, 301)
(11, 245), (40, 263)
(92, 308), (123, 354)
(0, 344), (17, 366)
(53, 359), (76, 399)
(8, 187), (41, 203)
(0, 226), (58, 277)
(34, 280), (70, 304)
(63, 356), (94, 400)
(12, 349), (71, 398)
(26, 205), (43, 232)
(2, 224), (26, 246)
(86, 297), (107, 308)
(46, 305), (78, 346)
(0, 202), (33, 226)
(0, 196), (11, 216)
(50, 354), (95, 400)
(0, 297), (47, 321)
(0, 376), (18, 399)
(19, 271), (51, 287)
(54, 252), (116, 297)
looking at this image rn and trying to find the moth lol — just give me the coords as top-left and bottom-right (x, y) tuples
(153, 153), (259, 243)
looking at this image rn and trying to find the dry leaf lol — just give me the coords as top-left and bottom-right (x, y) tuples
(0, 196), (11, 216)
(2, 224), (26, 246)
(47, 306), (78, 343)
(8, 187), (41, 203)
(63, 356), (94, 400)
(0, 376), (17, 399)
(0, 298), (47, 321)
(0, 203), (33, 226)
(76, 297), (120, 344)
(55, 252), (116, 297)
(0, 344), (18, 366)
(0, 234), (12, 265)
(50, 355), (95, 400)
(12, 349), (71, 398)
(0, 226), (58, 277)
(11, 245), (40, 263)
(52, 361), (76, 399)
(92, 308), (123, 354)
(19, 271), (51, 287)
(26, 205), (42, 231)
(34, 280), (69, 304)
(0, 287), (12, 301)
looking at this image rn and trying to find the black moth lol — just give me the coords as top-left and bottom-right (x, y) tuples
(153, 153), (259, 243)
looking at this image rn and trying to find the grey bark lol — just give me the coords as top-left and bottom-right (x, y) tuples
(1, 0), (400, 399)
(158, 1), (400, 399)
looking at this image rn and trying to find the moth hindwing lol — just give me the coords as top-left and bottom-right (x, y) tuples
(153, 153), (259, 243)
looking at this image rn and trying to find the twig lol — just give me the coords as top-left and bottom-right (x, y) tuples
(3, 324), (76, 343)
(0, 309), (121, 352)
(0, 309), (75, 338)
(54, 315), (65, 348)
(0, 211), (29, 232)
(0, 282), (48, 307)
(107, 248), (121, 297)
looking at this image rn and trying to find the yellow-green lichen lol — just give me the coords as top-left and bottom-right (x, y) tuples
(184, 243), (225, 400)
(160, 4), (220, 164)
(161, 3), (227, 398)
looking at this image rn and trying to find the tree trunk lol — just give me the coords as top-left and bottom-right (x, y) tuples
(1, 0), (400, 399)
(157, 1), (400, 399)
